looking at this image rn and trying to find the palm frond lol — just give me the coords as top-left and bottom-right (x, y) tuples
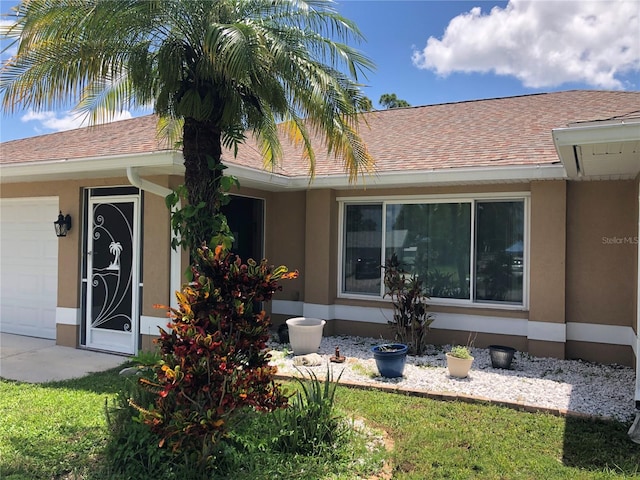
(1, 0), (375, 182)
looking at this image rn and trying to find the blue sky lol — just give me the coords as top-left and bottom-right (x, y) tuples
(1, 0), (638, 142)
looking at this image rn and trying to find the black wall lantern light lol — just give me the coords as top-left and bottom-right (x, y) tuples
(54, 211), (72, 237)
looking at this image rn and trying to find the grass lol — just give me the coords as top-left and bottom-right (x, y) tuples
(336, 387), (640, 479)
(0, 368), (127, 479)
(1, 367), (639, 479)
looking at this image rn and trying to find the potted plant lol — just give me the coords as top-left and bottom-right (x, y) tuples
(383, 254), (434, 355)
(371, 343), (409, 378)
(446, 345), (474, 378)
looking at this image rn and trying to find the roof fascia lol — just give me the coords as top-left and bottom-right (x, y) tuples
(553, 122), (640, 147)
(0, 151), (184, 183)
(1, 151), (567, 189)
(282, 164), (567, 190)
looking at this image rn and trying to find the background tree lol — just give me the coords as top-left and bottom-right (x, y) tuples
(1, 0), (375, 253)
(379, 92), (411, 109)
(359, 96), (374, 112)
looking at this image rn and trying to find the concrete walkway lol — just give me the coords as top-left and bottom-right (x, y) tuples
(0, 333), (127, 383)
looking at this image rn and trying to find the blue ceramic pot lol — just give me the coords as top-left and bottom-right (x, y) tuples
(371, 343), (408, 378)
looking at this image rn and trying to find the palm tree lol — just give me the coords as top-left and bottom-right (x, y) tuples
(1, 0), (374, 251)
(379, 92), (410, 109)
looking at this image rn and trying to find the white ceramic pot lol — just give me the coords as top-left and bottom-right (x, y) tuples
(445, 353), (474, 378)
(286, 317), (326, 355)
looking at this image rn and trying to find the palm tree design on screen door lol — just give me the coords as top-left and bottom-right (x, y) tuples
(107, 241), (122, 271)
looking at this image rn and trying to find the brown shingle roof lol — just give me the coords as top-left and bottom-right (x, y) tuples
(2, 90), (639, 176)
(0, 115), (170, 164)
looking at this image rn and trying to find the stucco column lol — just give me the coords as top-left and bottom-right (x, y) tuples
(528, 180), (567, 358)
(302, 189), (337, 323)
(55, 182), (83, 347)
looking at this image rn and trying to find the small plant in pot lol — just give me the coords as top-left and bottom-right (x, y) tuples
(446, 344), (474, 378)
(382, 253), (434, 356)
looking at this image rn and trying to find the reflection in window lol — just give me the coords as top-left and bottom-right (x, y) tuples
(385, 203), (471, 299)
(343, 204), (382, 295)
(475, 201), (524, 303)
(341, 198), (525, 305)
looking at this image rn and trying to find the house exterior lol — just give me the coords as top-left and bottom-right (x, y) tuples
(1, 90), (639, 402)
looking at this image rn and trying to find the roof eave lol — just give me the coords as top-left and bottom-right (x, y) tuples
(279, 164), (567, 191)
(0, 152), (568, 190)
(0, 150), (184, 184)
(553, 122), (640, 180)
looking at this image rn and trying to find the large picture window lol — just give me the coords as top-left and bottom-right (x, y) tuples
(341, 197), (526, 306)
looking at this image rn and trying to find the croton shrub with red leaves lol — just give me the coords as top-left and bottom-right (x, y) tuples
(135, 244), (298, 465)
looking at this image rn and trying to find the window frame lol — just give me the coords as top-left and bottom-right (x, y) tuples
(337, 192), (530, 310)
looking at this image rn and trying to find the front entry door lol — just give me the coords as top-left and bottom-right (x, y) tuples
(85, 195), (139, 354)
(222, 195), (265, 261)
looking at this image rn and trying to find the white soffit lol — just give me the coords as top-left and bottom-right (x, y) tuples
(553, 121), (640, 180)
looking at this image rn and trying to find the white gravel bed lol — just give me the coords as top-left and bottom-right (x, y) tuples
(267, 335), (637, 423)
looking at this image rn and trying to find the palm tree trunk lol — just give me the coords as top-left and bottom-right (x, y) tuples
(182, 117), (223, 249)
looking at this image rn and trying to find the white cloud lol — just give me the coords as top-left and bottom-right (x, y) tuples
(0, 18), (19, 60)
(21, 109), (133, 133)
(412, 0), (640, 89)
(0, 18), (17, 31)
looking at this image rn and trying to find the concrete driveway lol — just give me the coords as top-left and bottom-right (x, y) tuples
(0, 333), (127, 383)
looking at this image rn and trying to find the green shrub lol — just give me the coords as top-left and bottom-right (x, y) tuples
(272, 367), (346, 454)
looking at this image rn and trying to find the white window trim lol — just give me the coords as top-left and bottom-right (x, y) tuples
(338, 192), (531, 310)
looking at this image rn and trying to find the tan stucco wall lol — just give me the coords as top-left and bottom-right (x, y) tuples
(265, 190), (306, 302)
(566, 341), (634, 366)
(56, 324), (79, 348)
(527, 340), (567, 360)
(566, 181), (637, 327)
(529, 180), (566, 324)
(303, 189), (338, 305)
(529, 181), (567, 357)
(141, 176), (173, 317)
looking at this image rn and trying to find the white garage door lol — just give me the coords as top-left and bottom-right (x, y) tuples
(0, 197), (59, 339)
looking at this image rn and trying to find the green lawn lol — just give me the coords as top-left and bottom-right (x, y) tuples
(1, 368), (638, 479)
(0, 368), (127, 479)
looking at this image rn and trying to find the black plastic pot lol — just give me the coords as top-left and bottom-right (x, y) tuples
(489, 345), (516, 369)
(277, 323), (289, 344)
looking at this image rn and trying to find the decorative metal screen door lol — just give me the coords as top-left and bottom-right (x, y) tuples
(85, 196), (139, 354)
